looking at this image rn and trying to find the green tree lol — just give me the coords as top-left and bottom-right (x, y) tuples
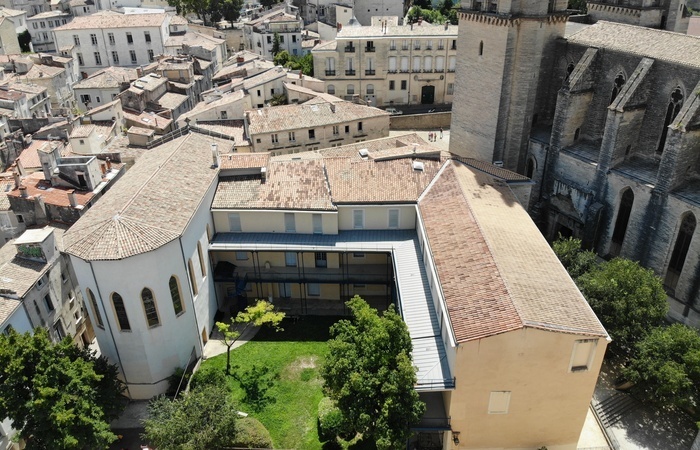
(0, 328), (125, 450)
(577, 258), (668, 352)
(273, 49), (291, 67)
(552, 236), (598, 280)
(321, 296), (425, 450)
(143, 384), (239, 450)
(271, 32), (282, 57)
(622, 324), (700, 410)
(216, 299), (284, 375)
(17, 30), (31, 53)
(568, 0), (587, 13)
(260, 0), (278, 8)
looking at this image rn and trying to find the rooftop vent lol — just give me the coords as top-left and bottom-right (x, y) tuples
(358, 148), (369, 159)
(493, 161), (504, 167)
(412, 161), (424, 171)
(260, 166), (267, 183)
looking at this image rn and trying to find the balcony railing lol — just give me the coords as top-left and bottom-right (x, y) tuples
(389, 45), (396, 50)
(325, 70), (336, 76)
(345, 69), (356, 76)
(344, 45), (355, 52)
(365, 69), (375, 75)
(437, 45), (444, 50)
(365, 46), (375, 52)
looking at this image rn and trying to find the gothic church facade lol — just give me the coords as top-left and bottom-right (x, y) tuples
(451, 1), (700, 326)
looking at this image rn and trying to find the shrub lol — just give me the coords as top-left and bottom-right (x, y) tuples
(318, 397), (351, 441)
(230, 417), (273, 449)
(190, 365), (227, 391)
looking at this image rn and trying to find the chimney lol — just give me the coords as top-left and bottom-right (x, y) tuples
(19, 185), (27, 198)
(211, 143), (219, 168)
(67, 190), (77, 208)
(136, 66), (143, 78)
(13, 170), (20, 189)
(100, 163), (106, 175)
(260, 166), (267, 183)
(106, 157), (112, 171)
(237, 55), (245, 64)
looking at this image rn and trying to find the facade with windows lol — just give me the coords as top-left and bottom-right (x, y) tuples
(312, 20), (458, 107)
(243, 7), (304, 61)
(52, 11), (172, 76)
(64, 130), (608, 449)
(244, 98), (390, 154)
(27, 10), (71, 52)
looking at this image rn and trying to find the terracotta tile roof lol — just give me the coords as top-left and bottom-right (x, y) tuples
(219, 152), (269, 170)
(325, 156), (442, 204)
(25, 64), (65, 79)
(418, 162), (608, 343)
(165, 32), (224, 51)
(178, 89), (246, 122)
(454, 157), (530, 182)
(157, 92), (188, 110)
(317, 133), (428, 159)
(74, 67), (138, 90)
(170, 15), (187, 25)
(311, 40), (337, 52)
(337, 22), (458, 39)
(54, 11), (168, 30)
(568, 21), (700, 69)
(247, 101), (389, 135)
(64, 133), (234, 261)
(242, 67), (286, 90)
(17, 140), (66, 170)
(212, 158), (334, 211)
(192, 120), (248, 144)
(123, 109), (172, 131)
(8, 172), (95, 207)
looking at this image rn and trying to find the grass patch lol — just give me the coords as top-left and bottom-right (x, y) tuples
(201, 316), (341, 450)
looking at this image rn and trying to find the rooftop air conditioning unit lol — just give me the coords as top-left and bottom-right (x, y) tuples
(358, 148), (369, 158)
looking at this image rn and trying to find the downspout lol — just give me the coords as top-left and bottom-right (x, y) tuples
(88, 260), (132, 399)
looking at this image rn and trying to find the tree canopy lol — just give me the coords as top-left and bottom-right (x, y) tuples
(321, 296), (425, 449)
(144, 384), (240, 450)
(552, 236), (598, 280)
(273, 50), (314, 76)
(0, 328), (125, 450)
(167, 0), (243, 24)
(623, 324), (700, 410)
(577, 257), (668, 352)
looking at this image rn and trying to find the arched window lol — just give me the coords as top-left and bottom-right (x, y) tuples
(141, 288), (159, 327)
(574, 128), (580, 141)
(526, 157), (536, 179)
(197, 241), (206, 277)
(327, 84), (335, 95)
(565, 63), (574, 83)
(169, 276), (184, 316)
(479, 41), (484, 56)
(87, 288), (104, 329)
(188, 259), (198, 296)
(665, 213), (696, 291)
(609, 73), (625, 105)
(657, 86), (684, 154)
(609, 188), (634, 257)
(112, 293), (130, 331)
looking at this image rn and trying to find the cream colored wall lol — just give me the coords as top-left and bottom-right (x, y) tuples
(448, 328), (607, 450)
(337, 205), (416, 230)
(0, 18), (20, 55)
(212, 210), (339, 234)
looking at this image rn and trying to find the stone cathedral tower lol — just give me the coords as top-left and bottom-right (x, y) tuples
(449, 0), (569, 173)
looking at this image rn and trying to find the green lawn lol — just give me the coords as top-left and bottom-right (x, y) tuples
(201, 316), (340, 450)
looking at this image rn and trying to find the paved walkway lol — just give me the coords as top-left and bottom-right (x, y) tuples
(202, 321), (260, 359)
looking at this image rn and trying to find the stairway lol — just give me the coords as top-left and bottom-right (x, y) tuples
(593, 392), (642, 427)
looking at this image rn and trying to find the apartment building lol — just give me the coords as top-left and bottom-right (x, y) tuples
(0, 15), (20, 54)
(312, 19), (458, 107)
(245, 98), (390, 154)
(73, 66), (138, 109)
(243, 7), (304, 60)
(52, 11), (172, 76)
(27, 10), (71, 52)
(0, 7), (27, 33)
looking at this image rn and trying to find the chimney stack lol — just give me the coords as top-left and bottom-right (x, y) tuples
(106, 157), (112, 171)
(67, 190), (77, 208)
(13, 170), (20, 189)
(211, 143), (219, 168)
(19, 185), (27, 198)
(237, 55), (244, 64)
(260, 166), (267, 183)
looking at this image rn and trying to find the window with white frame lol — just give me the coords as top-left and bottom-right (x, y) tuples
(353, 209), (364, 229)
(271, 133), (279, 144)
(130, 50), (137, 63)
(228, 212), (242, 232)
(488, 391), (511, 414)
(313, 214), (322, 233)
(90, 33), (97, 45)
(108, 32), (115, 45)
(388, 209), (399, 228)
(569, 339), (598, 372)
(284, 213), (296, 233)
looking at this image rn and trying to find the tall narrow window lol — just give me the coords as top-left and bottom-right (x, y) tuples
(479, 41), (484, 56)
(141, 288), (160, 327)
(228, 212), (242, 232)
(609, 73), (625, 105)
(658, 87), (684, 154)
(610, 189), (634, 257)
(197, 242), (206, 276)
(526, 158), (535, 179)
(284, 213), (296, 233)
(285, 252), (297, 267)
(188, 259), (198, 296)
(388, 209), (399, 228)
(87, 288), (104, 329)
(315, 252), (327, 268)
(169, 276), (183, 315)
(108, 32), (115, 45)
(313, 214), (322, 234)
(665, 213), (696, 292)
(112, 293), (130, 331)
(44, 294), (54, 312)
(353, 209), (365, 229)
(126, 32), (133, 44)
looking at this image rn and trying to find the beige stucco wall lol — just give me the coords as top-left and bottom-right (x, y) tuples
(0, 18), (20, 55)
(337, 205), (416, 230)
(448, 327), (607, 450)
(212, 210), (339, 234)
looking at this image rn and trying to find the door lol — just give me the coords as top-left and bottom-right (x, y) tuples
(421, 85), (435, 104)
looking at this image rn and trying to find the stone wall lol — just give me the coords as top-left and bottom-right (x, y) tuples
(389, 112), (451, 130)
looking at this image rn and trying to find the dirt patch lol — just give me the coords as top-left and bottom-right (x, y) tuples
(283, 356), (319, 381)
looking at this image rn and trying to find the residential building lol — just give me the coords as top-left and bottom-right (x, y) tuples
(19, 59), (75, 112)
(243, 6), (304, 60)
(0, 7), (27, 33)
(52, 11), (173, 76)
(0, 85), (30, 117)
(73, 66), (138, 109)
(240, 65), (288, 108)
(312, 19), (458, 107)
(164, 30), (226, 74)
(27, 10), (72, 52)
(0, 0), (47, 17)
(69, 0), (96, 16)
(2, 81), (51, 117)
(177, 89), (250, 125)
(449, 1), (700, 326)
(69, 121), (117, 154)
(62, 132), (608, 450)
(295, 0), (404, 27)
(0, 16), (20, 54)
(212, 52), (274, 86)
(587, 0), (690, 33)
(245, 98), (390, 154)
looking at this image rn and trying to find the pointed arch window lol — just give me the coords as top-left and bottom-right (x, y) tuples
(112, 293), (130, 331)
(188, 259), (198, 296)
(141, 288), (160, 327)
(197, 241), (206, 277)
(526, 157), (536, 179)
(610, 73), (625, 105)
(87, 288), (104, 329)
(169, 276), (184, 316)
(665, 213), (696, 292)
(657, 87), (684, 154)
(609, 188), (634, 257)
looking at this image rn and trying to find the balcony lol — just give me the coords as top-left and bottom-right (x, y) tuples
(402, 46), (409, 50)
(437, 45), (444, 50)
(365, 46), (375, 52)
(387, 70), (397, 74)
(213, 261), (392, 285)
(365, 69), (375, 76)
(344, 45), (355, 52)
(345, 69), (356, 76)
(389, 46), (396, 50)
(325, 70), (336, 76)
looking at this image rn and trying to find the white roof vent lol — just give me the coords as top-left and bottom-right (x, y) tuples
(358, 148), (369, 158)
(493, 161), (504, 167)
(412, 161), (424, 171)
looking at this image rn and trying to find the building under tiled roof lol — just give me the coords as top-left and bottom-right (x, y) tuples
(53, 10), (169, 30)
(418, 161), (607, 343)
(568, 21), (700, 69)
(74, 67), (138, 90)
(337, 22), (457, 39)
(64, 132), (234, 261)
(246, 101), (389, 135)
